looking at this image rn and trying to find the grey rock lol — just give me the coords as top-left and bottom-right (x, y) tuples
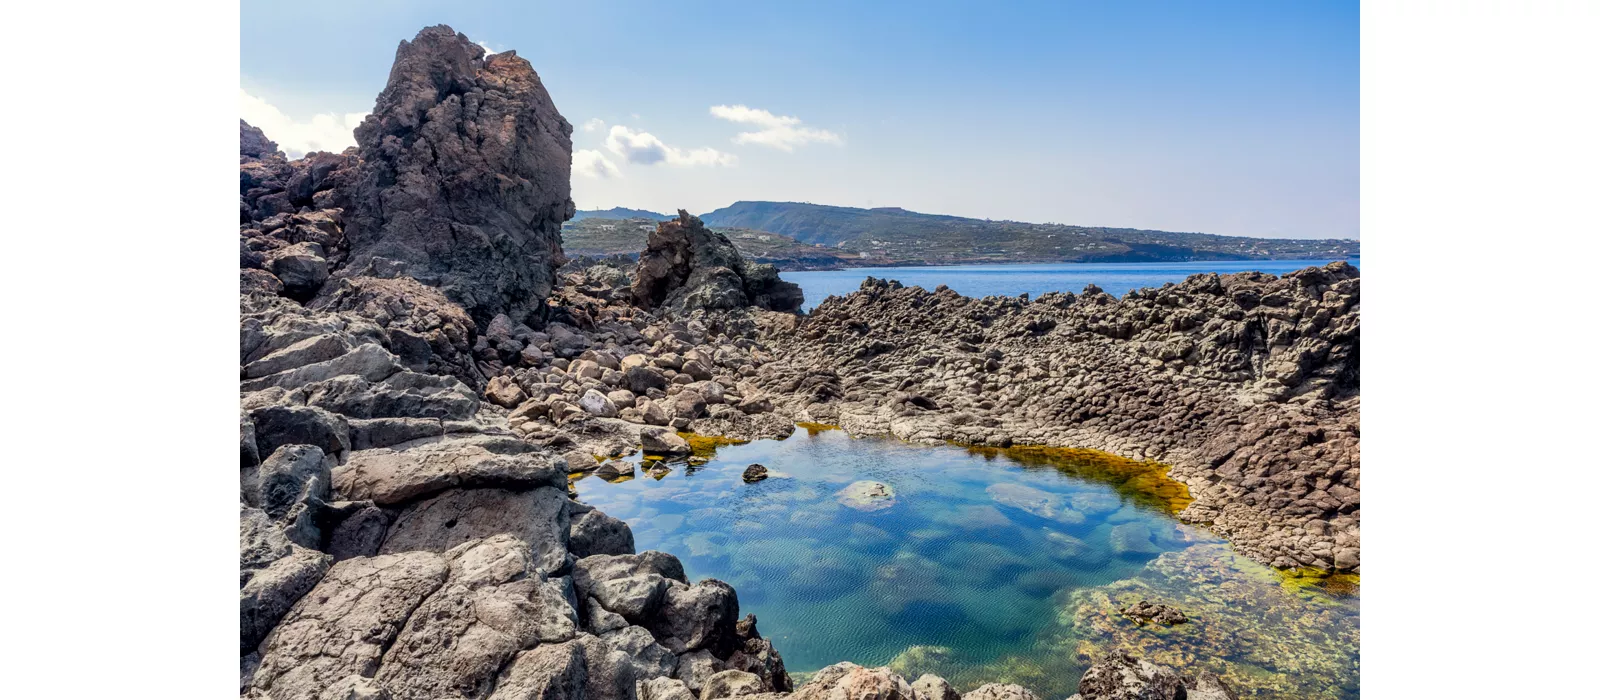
(640, 426), (691, 456)
(334, 440), (565, 505)
(602, 624), (678, 678)
(648, 579), (739, 656)
(250, 552), (450, 698)
(701, 670), (763, 700)
(381, 487), (572, 575)
(570, 508), (636, 558)
(250, 404), (351, 463)
(489, 640), (588, 700)
(1075, 650), (1186, 700)
(592, 574), (668, 622)
(641, 677), (698, 700)
(962, 685), (1040, 700)
(912, 675), (959, 700)
(375, 536), (579, 700)
(675, 650), (725, 693)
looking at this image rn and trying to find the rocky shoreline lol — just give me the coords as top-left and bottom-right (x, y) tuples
(239, 25), (1355, 700)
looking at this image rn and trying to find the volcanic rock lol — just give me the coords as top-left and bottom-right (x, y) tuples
(632, 212), (803, 315)
(336, 25), (575, 326)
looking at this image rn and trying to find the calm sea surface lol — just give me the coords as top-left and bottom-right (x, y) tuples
(782, 259), (1359, 311)
(574, 430), (1359, 700)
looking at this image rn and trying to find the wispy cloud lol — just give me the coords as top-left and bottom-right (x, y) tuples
(710, 104), (841, 151)
(573, 149), (621, 179)
(239, 89), (366, 159)
(476, 41), (497, 57)
(604, 125), (735, 167)
(582, 118), (605, 133)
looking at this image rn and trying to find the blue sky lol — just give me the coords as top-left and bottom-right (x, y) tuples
(241, 1), (1358, 239)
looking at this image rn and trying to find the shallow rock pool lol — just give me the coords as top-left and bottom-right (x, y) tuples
(572, 426), (1358, 700)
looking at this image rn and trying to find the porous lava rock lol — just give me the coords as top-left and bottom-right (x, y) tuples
(336, 24), (575, 327)
(632, 212), (804, 315)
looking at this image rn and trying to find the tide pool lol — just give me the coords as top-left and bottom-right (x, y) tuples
(572, 428), (1359, 700)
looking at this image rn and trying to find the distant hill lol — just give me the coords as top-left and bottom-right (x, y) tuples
(698, 201), (1359, 264)
(572, 207), (671, 221)
(562, 217), (854, 270)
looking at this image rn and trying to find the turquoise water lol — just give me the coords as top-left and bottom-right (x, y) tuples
(572, 429), (1360, 699)
(781, 259), (1359, 311)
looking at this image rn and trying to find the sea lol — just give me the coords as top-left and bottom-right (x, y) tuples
(781, 259), (1359, 312)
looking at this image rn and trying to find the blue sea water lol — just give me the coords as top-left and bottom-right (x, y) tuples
(574, 430), (1360, 700)
(782, 259), (1359, 312)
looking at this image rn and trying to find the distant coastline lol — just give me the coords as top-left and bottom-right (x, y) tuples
(566, 201), (1358, 271)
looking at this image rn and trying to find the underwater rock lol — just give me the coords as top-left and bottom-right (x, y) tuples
(837, 480), (897, 511)
(1117, 601), (1188, 626)
(742, 464), (769, 483)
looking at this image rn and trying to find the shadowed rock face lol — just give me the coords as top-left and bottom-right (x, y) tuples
(632, 211), (804, 315)
(337, 24), (575, 327)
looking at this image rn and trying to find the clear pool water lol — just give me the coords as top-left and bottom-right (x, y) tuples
(572, 428), (1359, 700)
(781, 259), (1359, 311)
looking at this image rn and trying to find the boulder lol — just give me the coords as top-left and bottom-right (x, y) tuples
(912, 675), (960, 700)
(647, 579), (740, 656)
(741, 464), (768, 483)
(701, 670), (763, 700)
(570, 508), (636, 558)
(1075, 650), (1187, 700)
(641, 677), (699, 700)
(793, 663), (915, 700)
(1118, 600), (1188, 626)
(581, 389), (620, 418)
(641, 427), (691, 456)
(836, 481), (896, 512)
(962, 685), (1039, 700)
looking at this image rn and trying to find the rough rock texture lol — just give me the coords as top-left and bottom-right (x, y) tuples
(632, 212), (803, 315)
(1071, 650), (1231, 700)
(754, 265), (1361, 571)
(1118, 601), (1188, 626)
(337, 25), (574, 327)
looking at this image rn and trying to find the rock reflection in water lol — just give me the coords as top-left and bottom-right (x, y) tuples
(571, 429), (1357, 700)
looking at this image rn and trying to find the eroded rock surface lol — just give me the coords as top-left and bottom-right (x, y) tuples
(337, 25), (574, 326)
(633, 212), (803, 315)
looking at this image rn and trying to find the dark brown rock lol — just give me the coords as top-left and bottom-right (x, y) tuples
(335, 25), (575, 327)
(632, 212), (803, 315)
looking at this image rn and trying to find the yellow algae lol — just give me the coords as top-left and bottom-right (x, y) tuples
(795, 421), (841, 435)
(679, 432), (748, 458)
(1277, 567), (1361, 598)
(961, 443), (1194, 515)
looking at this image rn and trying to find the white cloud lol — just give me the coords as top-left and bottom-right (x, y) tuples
(573, 149), (621, 179)
(582, 118), (605, 133)
(604, 125), (735, 167)
(239, 89), (366, 159)
(476, 41), (497, 57)
(709, 104), (841, 151)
